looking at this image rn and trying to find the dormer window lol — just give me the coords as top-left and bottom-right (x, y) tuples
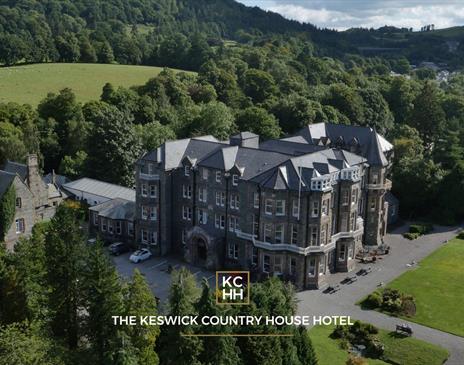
(184, 166), (190, 177)
(216, 171), (221, 183)
(15, 198), (21, 208)
(232, 174), (239, 186)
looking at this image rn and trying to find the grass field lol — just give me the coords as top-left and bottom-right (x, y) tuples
(310, 325), (449, 365)
(0, 63), (189, 106)
(387, 237), (464, 337)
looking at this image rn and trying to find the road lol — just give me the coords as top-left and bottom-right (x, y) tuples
(296, 223), (464, 364)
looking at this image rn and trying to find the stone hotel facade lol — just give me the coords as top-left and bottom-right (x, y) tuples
(135, 123), (394, 289)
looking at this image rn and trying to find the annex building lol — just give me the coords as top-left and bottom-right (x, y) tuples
(127, 123), (395, 289)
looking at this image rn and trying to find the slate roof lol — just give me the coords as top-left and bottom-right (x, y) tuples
(0, 170), (16, 197)
(89, 198), (135, 221)
(1, 161), (27, 181)
(62, 178), (136, 202)
(291, 123), (392, 166)
(138, 123), (390, 191)
(43, 173), (70, 189)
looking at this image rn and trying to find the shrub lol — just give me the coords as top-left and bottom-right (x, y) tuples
(409, 223), (433, 235)
(346, 355), (368, 365)
(365, 291), (383, 309)
(403, 232), (420, 240)
(457, 231), (464, 240)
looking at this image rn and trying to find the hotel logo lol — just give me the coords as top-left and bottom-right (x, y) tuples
(216, 271), (250, 305)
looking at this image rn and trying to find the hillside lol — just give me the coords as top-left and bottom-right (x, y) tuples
(0, 63), (189, 105)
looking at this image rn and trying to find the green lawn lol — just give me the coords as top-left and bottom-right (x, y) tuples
(310, 325), (448, 365)
(0, 63), (190, 106)
(387, 237), (464, 337)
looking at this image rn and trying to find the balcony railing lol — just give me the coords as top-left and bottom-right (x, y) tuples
(367, 178), (392, 190)
(139, 172), (160, 180)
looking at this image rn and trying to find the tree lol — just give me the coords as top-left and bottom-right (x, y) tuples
(83, 243), (127, 364)
(193, 102), (235, 140)
(410, 82), (446, 146)
(134, 122), (176, 151)
(384, 77), (415, 124)
(195, 280), (241, 365)
(235, 107), (281, 139)
(243, 69), (278, 103)
(59, 151), (88, 180)
(44, 206), (86, 349)
(359, 88), (394, 134)
(294, 326), (318, 365)
(272, 94), (317, 134)
(125, 270), (160, 365)
(0, 122), (26, 165)
(0, 34), (28, 65)
(325, 84), (365, 124)
(157, 268), (202, 365)
(55, 33), (80, 62)
(0, 184), (15, 243)
(85, 103), (142, 186)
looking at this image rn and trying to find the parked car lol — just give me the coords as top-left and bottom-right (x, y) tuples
(108, 242), (130, 256)
(87, 238), (97, 245)
(129, 248), (152, 263)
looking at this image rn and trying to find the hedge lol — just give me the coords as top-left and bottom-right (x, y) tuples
(0, 184), (16, 241)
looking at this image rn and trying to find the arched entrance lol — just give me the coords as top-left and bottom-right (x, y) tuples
(196, 237), (208, 266)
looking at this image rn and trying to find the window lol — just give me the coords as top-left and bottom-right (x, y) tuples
(308, 257), (316, 276)
(150, 207), (157, 221)
(116, 221), (122, 235)
(128, 223), (134, 236)
(342, 190), (349, 205)
(228, 242), (238, 259)
(370, 198), (376, 211)
(215, 171), (221, 183)
(215, 191), (225, 206)
(108, 221), (114, 234)
(351, 212), (356, 231)
(198, 209), (208, 225)
(141, 184), (147, 197)
(101, 218), (107, 232)
(252, 215), (259, 237)
(321, 199), (328, 216)
(15, 197), (21, 208)
(147, 163), (154, 175)
(274, 256), (282, 273)
(215, 214), (225, 229)
(202, 168), (208, 180)
(252, 247), (258, 265)
(264, 223), (272, 242)
(182, 185), (192, 199)
(15, 218), (25, 234)
(184, 165), (190, 176)
(291, 224), (298, 245)
(141, 229), (148, 243)
(198, 188), (207, 202)
(320, 225), (327, 246)
(265, 199), (273, 215)
(93, 213), (98, 225)
(372, 173), (379, 184)
(351, 188), (358, 204)
(263, 255), (270, 273)
(232, 174), (239, 186)
(348, 245), (354, 260)
(181, 229), (187, 244)
(253, 192), (260, 208)
(311, 201), (319, 217)
(229, 216), (239, 232)
(230, 194), (239, 210)
(341, 213), (348, 232)
(310, 226), (318, 245)
(150, 185), (157, 198)
(276, 200), (285, 216)
(182, 206), (192, 221)
(275, 224), (284, 244)
(319, 256), (325, 276)
(290, 258), (297, 275)
(141, 206), (149, 220)
(150, 231), (157, 245)
(339, 244), (346, 261)
(292, 199), (300, 218)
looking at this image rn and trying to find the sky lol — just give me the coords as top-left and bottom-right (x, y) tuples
(237, 0), (464, 31)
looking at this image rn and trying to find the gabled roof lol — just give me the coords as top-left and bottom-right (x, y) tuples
(367, 130), (389, 167)
(0, 170), (16, 197)
(1, 161), (27, 181)
(62, 178), (135, 202)
(231, 131), (259, 140)
(89, 198), (135, 221)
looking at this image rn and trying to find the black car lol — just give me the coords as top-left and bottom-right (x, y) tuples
(108, 242), (130, 256)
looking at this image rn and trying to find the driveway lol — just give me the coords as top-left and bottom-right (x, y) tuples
(112, 252), (215, 311)
(296, 223), (464, 364)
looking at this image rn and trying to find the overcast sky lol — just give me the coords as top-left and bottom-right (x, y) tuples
(237, 0), (464, 31)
